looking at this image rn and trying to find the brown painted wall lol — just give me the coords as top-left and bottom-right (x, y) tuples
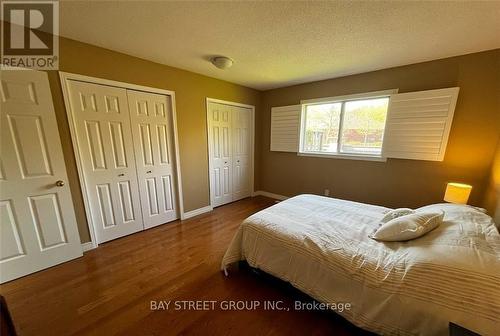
(258, 50), (500, 211)
(483, 139), (500, 222)
(47, 37), (261, 242)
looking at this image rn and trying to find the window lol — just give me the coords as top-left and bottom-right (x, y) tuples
(271, 87), (458, 162)
(300, 91), (394, 158)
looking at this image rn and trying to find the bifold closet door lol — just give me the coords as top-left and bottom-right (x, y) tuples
(127, 90), (178, 228)
(207, 102), (233, 207)
(66, 81), (143, 243)
(232, 106), (252, 201)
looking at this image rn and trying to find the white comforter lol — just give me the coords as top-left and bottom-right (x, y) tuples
(222, 194), (500, 335)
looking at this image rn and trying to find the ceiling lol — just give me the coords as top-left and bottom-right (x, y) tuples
(59, 1), (500, 90)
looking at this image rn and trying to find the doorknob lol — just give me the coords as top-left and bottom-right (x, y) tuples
(118, 173), (125, 177)
(55, 180), (65, 187)
(146, 170), (152, 174)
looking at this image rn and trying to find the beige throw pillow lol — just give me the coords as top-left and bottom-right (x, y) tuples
(371, 211), (444, 242)
(380, 208), (415, 224)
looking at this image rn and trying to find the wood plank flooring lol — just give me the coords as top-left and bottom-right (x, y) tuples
(0, 196), (370, 336)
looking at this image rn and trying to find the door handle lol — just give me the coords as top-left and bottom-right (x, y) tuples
(118, 173), (125, 177)
(146, 170), (152, 174)
(224, 161), (228, 164)
(55, 180), (65, 187)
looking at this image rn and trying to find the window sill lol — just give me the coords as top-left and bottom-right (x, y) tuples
(297, 152), (387, 162)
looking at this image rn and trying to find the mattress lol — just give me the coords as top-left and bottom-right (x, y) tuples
(221, 194), (500, 335)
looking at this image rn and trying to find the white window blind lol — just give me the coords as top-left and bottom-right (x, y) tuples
(382, 87), (459, 161)
(270, 104), (301, 152)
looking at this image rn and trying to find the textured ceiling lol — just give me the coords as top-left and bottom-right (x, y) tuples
(59, 1), (500, 90)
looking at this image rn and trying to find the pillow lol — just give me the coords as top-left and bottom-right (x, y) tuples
(417, 203), (486, 214)
(370, 211), (444, 242)
(380, 208), (415, 224)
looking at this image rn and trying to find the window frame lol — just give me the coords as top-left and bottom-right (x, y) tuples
(299, 89), (398, 161)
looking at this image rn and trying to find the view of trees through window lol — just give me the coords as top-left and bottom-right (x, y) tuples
(303, 97), (389, 156)
(303, 102), (341, 152)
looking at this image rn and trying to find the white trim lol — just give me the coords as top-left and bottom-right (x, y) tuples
(182, 206), (213, 219)
(59, 73), (98, 247)
(206, 97), (255, 110)
(59, 72), (176, 96)
(297, 152), (387, 162)
(206, 98), (256, 208)
(170, 93), (185, 220)
(300, 89), (398, 105)
(81, 241), (96, 253)
(297, 104), (306, 154)
(253, 190), (289, 201)
(59, 71), (184, 248)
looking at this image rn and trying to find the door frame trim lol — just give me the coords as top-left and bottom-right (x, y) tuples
(205, 98), (255, 208)
(59, 72), (185, 249)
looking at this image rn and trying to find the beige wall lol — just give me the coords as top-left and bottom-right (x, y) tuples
(47, 37), (260, 242)
(258, 50), (500, 211)
(482, 140), (500, 223)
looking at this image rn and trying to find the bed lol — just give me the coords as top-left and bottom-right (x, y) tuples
(221, 194), (500, 335)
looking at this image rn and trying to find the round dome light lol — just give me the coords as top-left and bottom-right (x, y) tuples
(211, 56), (233, 70)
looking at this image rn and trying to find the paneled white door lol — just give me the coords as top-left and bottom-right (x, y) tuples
(0, 69), (82, 283)
(66, 80), (143, 243)
(232, 106), (252, 201)
(127, 90), (178, 228)
(207, 102), (232, 207)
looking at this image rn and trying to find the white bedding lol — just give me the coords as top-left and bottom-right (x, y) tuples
(222, 194), (500, 335)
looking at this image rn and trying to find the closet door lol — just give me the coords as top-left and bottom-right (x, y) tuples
(232, 106), (252, 201)
(207, 102), (232, 207)
(66, 81), (143, 243)
(127, 90), (178, 228)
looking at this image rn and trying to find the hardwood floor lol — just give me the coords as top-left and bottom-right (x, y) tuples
(0, 196), (370, 336)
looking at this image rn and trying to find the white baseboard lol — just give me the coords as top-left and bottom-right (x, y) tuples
(182, 205), (213, 220)
(253, 190), (289, 201)
(81, 241), (96, 252)
(181, 192), (287, 220)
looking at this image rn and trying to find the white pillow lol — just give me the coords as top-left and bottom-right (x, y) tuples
(417, 203), (486, 214)
(370, 211), (444, 242)
(380, 208), (415, 224)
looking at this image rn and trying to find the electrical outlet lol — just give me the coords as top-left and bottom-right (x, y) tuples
(324, 189), (330, 196)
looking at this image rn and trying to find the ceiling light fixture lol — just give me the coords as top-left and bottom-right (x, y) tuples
(211, 56), (233, 70)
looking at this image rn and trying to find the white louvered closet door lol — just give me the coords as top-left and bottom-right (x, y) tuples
(208, 102), (233, 207)
(127, 90), (178, 229)
(67, 81), (143, 243)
